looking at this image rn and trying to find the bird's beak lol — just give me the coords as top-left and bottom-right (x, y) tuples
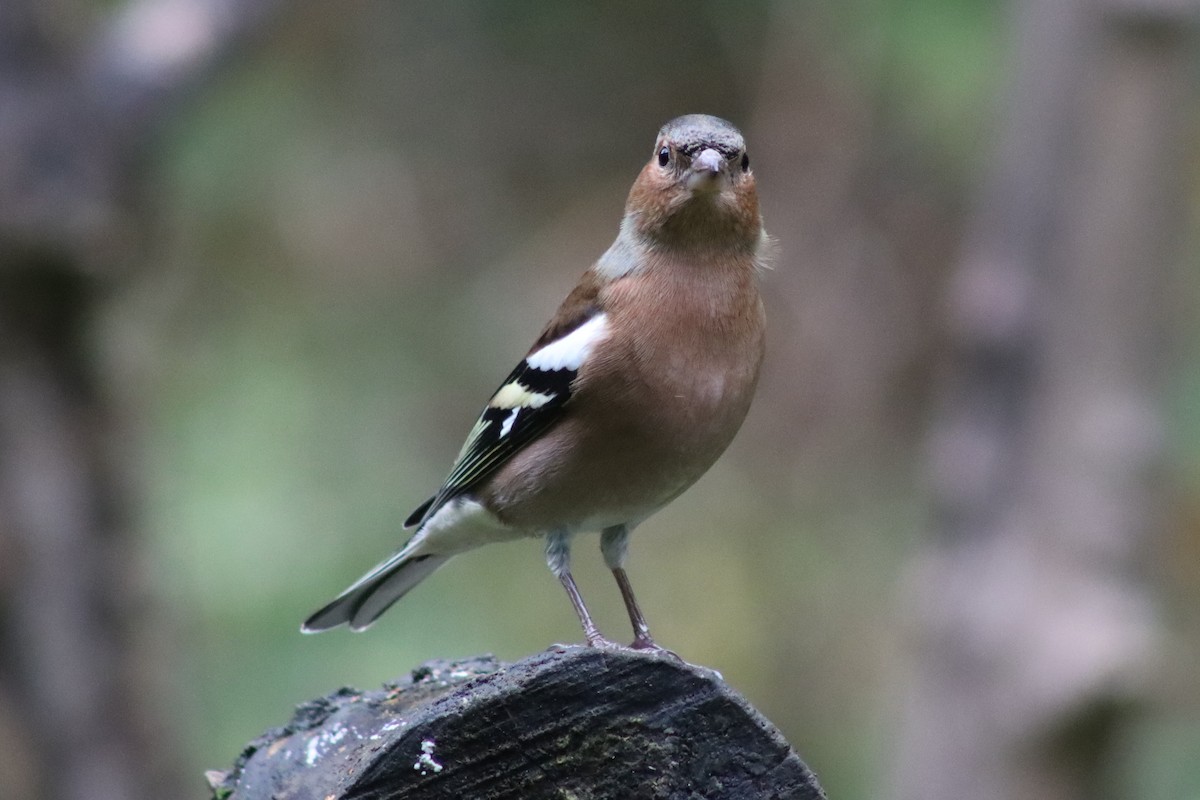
(687, 148), (726, 193)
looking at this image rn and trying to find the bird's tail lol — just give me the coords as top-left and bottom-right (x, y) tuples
(301, 551), (450, 633)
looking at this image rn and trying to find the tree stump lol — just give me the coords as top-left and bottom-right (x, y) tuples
(207, 645), (825, 800)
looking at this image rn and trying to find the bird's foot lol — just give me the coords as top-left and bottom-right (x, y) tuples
(629, 634), (682, 661)
(575, 631), (682, 660)
(584, 632), (629, 651)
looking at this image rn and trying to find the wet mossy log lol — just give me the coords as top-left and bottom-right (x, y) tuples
(209, 645), (825, 800)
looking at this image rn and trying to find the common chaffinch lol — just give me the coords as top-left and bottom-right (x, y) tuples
(303, 114), (767, 651)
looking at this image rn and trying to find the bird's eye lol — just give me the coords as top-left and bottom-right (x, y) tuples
(740, 152), (750, 172)
(658, 147), (670, 167)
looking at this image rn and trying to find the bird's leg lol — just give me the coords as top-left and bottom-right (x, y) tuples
(545, 530), (611, 647)
(612, 567), (658, 649)
(601, 525), (668, 652)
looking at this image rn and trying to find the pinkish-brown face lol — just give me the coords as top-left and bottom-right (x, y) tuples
(626, 114), (759, 249)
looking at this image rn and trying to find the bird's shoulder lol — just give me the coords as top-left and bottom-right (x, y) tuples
(528, 267), (608, 353)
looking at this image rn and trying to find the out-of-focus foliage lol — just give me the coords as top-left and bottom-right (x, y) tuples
(89, 2), (1200, 798)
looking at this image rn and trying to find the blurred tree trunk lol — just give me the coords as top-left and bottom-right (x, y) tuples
(0, 2), (284, 798)
(896, 2), (1196, 800)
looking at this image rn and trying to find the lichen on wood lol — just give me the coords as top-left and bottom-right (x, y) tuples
(210, 646), (824, 800)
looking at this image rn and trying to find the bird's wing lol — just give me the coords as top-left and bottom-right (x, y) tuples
(404, 277), (609, 529)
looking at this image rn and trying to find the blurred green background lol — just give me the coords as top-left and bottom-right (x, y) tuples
(120, 6), (955, 794)
(4, 1), (1199, 799)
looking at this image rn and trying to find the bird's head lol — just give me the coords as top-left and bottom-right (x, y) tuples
(625, 114), (760, 253)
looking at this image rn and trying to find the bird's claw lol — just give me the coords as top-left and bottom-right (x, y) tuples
(584, 634), (627, 651)
(630, 636), (682, 661)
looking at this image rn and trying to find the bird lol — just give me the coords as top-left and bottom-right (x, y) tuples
(302, 114), (768, 651)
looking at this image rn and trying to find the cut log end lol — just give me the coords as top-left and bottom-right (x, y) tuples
(210, 645), (825, 800)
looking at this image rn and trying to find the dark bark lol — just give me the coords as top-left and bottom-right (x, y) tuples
(211, 646), (825, 800)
